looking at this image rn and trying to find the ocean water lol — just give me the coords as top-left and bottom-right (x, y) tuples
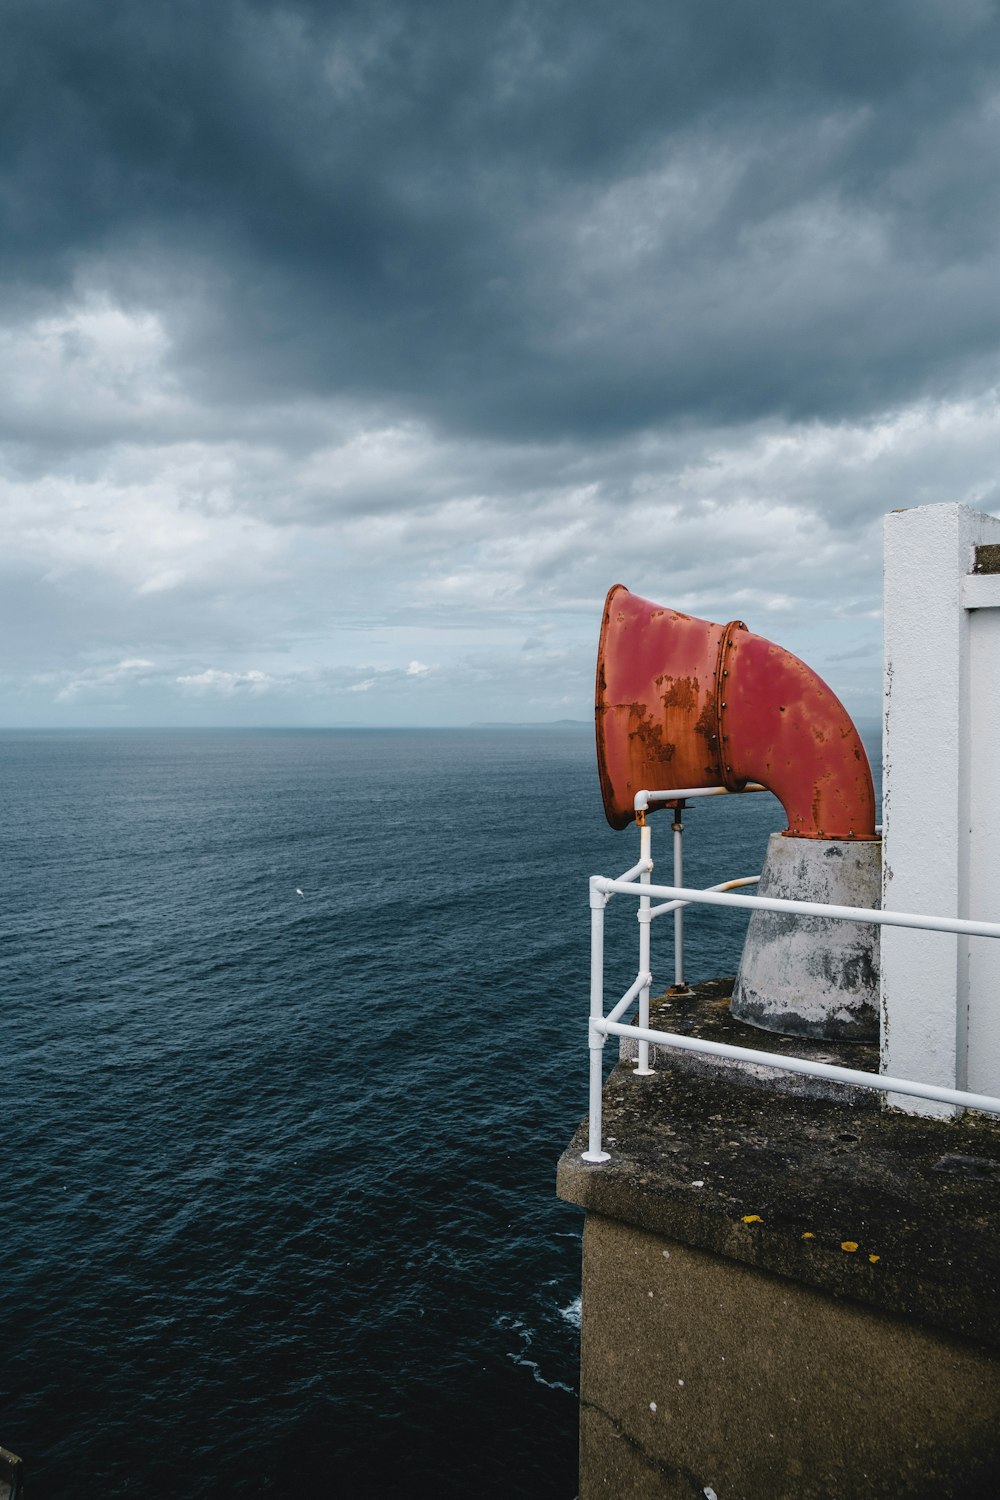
(0, 726), (877, 1497)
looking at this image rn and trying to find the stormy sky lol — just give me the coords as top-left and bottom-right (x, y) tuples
(3, 0), (1000, 726)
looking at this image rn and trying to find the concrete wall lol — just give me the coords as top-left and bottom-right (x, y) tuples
(580, 1215), (1000, 1500)
(882, 503), (1000, 1113)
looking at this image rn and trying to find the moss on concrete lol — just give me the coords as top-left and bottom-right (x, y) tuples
(558, 983), (1000, 1349)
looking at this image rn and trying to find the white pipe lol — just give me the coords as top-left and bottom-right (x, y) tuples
(583, 882), (610, 1163)
(648, 876), (759, 921)
(612, 856), (654, 888)
(593, 879), (1000, 942)
(673, 813), (684, 987)
(599, 1019), (1000, 1118)
(606, 970), (654, 1026)
(636, 823), (653, 1075)
(634, 784), (767, 813)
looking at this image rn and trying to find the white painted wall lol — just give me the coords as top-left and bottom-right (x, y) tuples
(882, 504), (1000, 1115)
(964, 574), (1000, 1095)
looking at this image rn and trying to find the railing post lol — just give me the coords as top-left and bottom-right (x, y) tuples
(635, 819), (654, 1076)
(671, 798), (695, 996)
(583, 878), (611, 1162)
(672, 802), (685, 990)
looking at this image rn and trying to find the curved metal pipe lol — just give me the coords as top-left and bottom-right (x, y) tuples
(595, 584), (877, 840)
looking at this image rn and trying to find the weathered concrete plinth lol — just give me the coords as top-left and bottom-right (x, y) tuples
(558, 985), (1000, 1499)
(732, 834), (880, 1041)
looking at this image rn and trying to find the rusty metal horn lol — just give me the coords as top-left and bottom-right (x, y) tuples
(595, 585), (877, 840)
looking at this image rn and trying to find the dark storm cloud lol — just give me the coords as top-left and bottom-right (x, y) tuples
(5, 0), (1000, 441)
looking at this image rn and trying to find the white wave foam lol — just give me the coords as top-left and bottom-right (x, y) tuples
(496, 1313), (578, 1395)
(559, 1295), (582, 1329)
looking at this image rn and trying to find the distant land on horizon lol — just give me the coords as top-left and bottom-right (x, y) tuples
(469, 719), (590, 728)
(2, 715), (881, 737)
(0, 720), (594, 733)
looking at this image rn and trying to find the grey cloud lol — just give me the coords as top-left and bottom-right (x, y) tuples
(4, 1), (1000, 445)
(4, 1), (1000, 730)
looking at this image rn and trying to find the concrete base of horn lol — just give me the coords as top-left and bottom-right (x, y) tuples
(731, 833), (881, 1041)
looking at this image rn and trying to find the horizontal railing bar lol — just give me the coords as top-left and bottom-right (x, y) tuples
(592, 879), (1000, 942)
(599, 1020), (1000, 1116)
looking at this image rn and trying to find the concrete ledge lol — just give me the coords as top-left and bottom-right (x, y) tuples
(558, 986), (1000, 1350)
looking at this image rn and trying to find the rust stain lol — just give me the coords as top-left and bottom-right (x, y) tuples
(657, 674), (699, 712)
(626, 703), (677, 765)
(694, 699), (717, 740)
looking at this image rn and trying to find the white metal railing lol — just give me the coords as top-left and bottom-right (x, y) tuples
(583, 788), (1000, 1163)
